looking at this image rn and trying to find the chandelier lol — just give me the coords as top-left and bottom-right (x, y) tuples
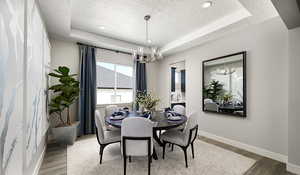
(134, 15), (163, 63)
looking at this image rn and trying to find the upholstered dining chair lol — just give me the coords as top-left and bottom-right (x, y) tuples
(104, 105), (120, 131)
(169, 105), (186, 132)
(121, 117), (154, 175)
(95, 110), (121, 164)
(105, 105), (119, 116)
(161, 113), (199, 168)
(173, 105), (186, 115)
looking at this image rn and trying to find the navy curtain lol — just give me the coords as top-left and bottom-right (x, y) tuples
(136, 58), (147, 92)
(171, 67), (176, 92)
(78, 45), (96, 136)
(135, 57), (147, 110)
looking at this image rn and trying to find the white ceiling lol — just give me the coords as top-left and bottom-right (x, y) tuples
(71, 0), (245, 47)
(39, 0), (279, 56)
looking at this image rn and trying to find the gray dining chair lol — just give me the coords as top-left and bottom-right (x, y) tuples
(104, 105), (120, 131)
(121, 117), (154, 175)
(95, 110), (121, 164)
(105, 105), (119, 116)
(204, 102), (219, 112)
(161, 112), (199, 168)
(169, 105), (186, 131)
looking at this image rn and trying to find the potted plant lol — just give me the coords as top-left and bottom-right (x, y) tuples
(205, 80), (225, 102)
(136, 91), (160, 115)
(48, 66), (80, 145)
(222, 93), (233, 104)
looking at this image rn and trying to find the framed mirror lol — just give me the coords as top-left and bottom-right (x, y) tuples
(202, 52), (246, 117)
(170, 61), (186, 109)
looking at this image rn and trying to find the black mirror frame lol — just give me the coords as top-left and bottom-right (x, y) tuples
(202, 51), (247, 117)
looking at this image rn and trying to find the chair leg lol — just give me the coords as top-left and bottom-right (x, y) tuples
(148, 155), (151, 175)
(99, 145), (105, 164)
(162, 142), (166, 159)
(152, 148), (158, 160)
(191, 142), (195, 159)
(123, 156), (127, 175)
(129, 156), (132, 163)
(171, 144), (174, 151)
(182, 147), (188, 168)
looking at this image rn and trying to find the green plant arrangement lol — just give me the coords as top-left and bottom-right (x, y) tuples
(204, 80), (225, 101)
(222, 93), (233, 103)
(136, 91), (160, 112)
(48, 66), (80, 126)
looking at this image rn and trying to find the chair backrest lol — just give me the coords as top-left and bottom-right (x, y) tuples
(183, 113), (199, 146)
(204, 98), (213, 104)
(105, 105), (119, 116)
(95, 110), (105, 144)
(121, 117), (153, 156)
(173, 105), (186, 115)
(204, 103), (218, 112)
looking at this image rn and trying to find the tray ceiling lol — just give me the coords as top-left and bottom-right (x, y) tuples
(71, 0), (246, 47)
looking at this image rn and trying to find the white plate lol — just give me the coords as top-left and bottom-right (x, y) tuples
(110, 115), (126, 120)
(168, 116), (182, 121)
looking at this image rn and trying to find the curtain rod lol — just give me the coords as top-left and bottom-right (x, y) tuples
(77, 42), (133, 56)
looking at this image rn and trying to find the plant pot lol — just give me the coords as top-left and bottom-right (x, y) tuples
(51, 122), (79, 145)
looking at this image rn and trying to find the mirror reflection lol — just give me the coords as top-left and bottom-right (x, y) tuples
(170, 61), (186, 109)
(203, 52), (246, 117)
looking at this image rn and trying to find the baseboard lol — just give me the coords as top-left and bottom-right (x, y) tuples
(32, 145), (46, 175)
(287, 163), (300, 175)
(199, 131), (288, 163)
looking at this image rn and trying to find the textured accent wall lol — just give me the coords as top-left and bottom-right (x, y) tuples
(0, 0), (50, 174)
(25, 0), (50, 167)
(0, 0), (25, 174)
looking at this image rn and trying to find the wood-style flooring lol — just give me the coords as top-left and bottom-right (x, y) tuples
(38, 143), (67, 175)
(38, 136), (294, 175)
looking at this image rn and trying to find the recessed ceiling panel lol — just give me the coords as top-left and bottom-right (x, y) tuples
(71, 0), (246, 46)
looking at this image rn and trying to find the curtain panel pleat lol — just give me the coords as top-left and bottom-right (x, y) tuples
(78, 45), (97, 136)
(135, 58), (147, 92)
(134, 55), (147, 110)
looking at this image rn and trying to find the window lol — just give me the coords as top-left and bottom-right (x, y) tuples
(96, 62), (133, 105)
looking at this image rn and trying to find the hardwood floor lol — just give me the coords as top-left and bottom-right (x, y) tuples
(38, 143), (67, 175)
(199, 136), (294, 175)
(38, 136), (294, 175)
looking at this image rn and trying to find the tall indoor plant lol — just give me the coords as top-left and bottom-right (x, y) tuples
(48, 66), (80, 145)
(203, 80), (224, 102)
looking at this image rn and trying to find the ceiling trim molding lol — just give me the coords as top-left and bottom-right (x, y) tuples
(160, 8), (251, 54)
(70, 29), (151, 54)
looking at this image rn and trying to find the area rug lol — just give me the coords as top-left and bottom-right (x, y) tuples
(67, 135), (255, 175)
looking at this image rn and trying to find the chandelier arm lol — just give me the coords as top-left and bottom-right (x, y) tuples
(146, 18), (149, 42)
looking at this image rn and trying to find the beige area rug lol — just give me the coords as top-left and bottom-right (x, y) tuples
(67, 135), (255, 175)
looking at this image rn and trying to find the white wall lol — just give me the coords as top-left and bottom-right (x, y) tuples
(50, 39), (79, 123)
(146, 62), (158, 95)
(156, 17), (289, 157)
(50, 39), (158, 120)
(288, 27), (300, 169)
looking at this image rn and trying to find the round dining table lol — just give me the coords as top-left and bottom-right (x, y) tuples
(105, 110), (187, 146)
(105, 111), (187, 160)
